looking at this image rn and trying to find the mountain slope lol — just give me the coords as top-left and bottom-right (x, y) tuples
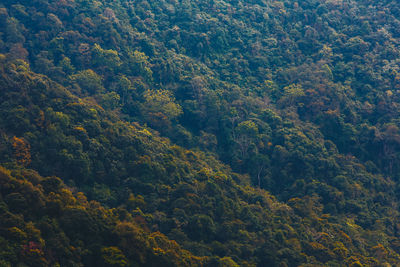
(1, 0), (400, 266)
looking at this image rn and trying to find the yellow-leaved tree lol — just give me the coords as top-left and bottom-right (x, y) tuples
(12, 136), (31, 166)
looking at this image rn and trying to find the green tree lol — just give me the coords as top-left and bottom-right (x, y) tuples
(70, 69), (104, 94)
(92, 43), (121, 73)
(143, 89), (183, 126)
(126, 50), (153, 82)
(233, 120), (259, 159)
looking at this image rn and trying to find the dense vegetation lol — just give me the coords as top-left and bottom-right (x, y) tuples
(2, 0), (400, 265)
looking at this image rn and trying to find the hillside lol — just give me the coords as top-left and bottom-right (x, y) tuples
(1, 0), (400, 266)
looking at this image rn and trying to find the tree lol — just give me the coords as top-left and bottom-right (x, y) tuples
(59, 57), (75, 75)
(233, 120), (259, 159)
(278, 84), (305, 107)
(100, 247), (128, 267)
(142, 89), (183, 127)
(5, 17), (25, 44)
(126, 50), (153, 82)
(101, 92), (121, 109)
(12, 136), (31, 166)
(70, 69), (104, 94)
(251, 154), (270, 188)
(115, 75), (134, 104)
(92, 43), (121, 74)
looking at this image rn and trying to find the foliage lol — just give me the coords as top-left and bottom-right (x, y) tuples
(1, 0), (400, 265)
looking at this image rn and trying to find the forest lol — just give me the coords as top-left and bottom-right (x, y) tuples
(1, 0), (400, 266)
